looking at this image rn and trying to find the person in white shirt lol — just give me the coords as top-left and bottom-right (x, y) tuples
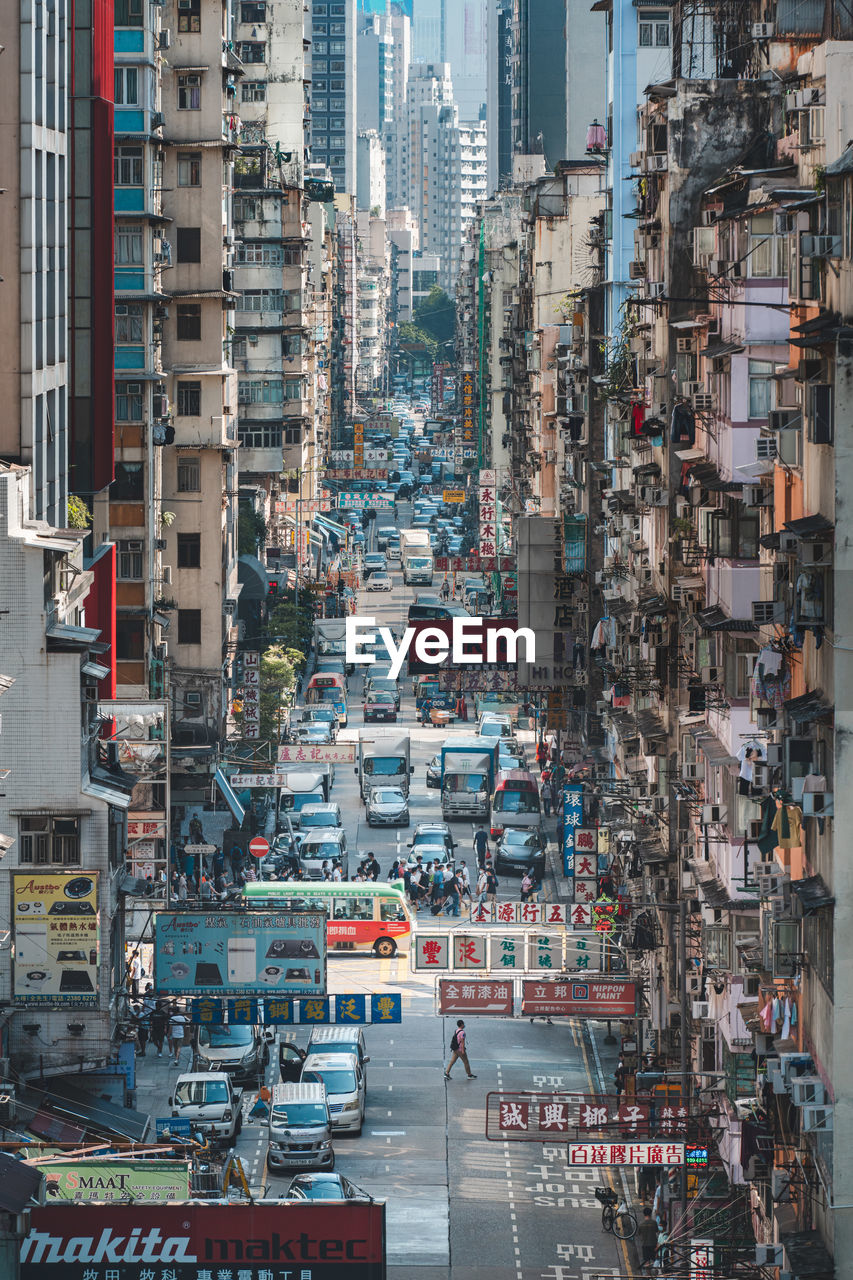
(168, 1008), (187, 1064)
(332, 862), (343, 882)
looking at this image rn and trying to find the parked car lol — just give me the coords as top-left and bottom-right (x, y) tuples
(495, 826), (548, 877)
(426, 754), (441, 788)
(169, 1072), (243, 1145)
(194, 1023), (269, 1082)
(366, 572), (393, 593)
(366, 785), (410, 827)
(267, 1082), (334, 1173)
(364, 691), (397, 723)
(300, 1052), (365, 1134)
(287, 1172), (369, 1201)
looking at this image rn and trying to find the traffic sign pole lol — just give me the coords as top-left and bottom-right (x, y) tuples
(248, 836), (270, 859)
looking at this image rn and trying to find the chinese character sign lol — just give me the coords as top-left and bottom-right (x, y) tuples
(413, 935), (450, 971)
(563, 785), (584, 881)
(568, 1142), (685, 1166)
(521, 979), (636, 1018)
(438, 979), (514, 1015)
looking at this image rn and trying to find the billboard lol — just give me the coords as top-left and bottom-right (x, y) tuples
(12, 871), (100, 1006)
(521, 979), (636, 1018)
(21, 1202), (387, 1279)
(568, 1141), (686, 1167)
(154, 910), (327, 997)
(40, 1159), (190, 1204)
(438, 978), (514, 1016)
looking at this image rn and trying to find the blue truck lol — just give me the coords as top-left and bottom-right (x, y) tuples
(439, 734), (500, 821)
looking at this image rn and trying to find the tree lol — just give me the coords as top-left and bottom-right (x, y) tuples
(266, 593), (314, 654)
(414, 285), (455, 348)
(238, 506), (267, 556)
(397, 321), (438, 362)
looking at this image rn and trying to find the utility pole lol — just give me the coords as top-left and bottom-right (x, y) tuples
(679, 896), (689, 1216)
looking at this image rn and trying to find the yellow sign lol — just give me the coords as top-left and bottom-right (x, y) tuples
(443, 489), (466, 503)
(13, 871), (100, 1005)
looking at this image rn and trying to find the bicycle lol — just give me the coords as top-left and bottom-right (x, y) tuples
(594, 1186), (638, 1240)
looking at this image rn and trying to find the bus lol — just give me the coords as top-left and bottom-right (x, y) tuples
(490, 768), (541, 839)
(243, 880), (412, 958)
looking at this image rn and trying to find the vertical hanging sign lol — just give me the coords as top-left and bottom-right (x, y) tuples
(562, 784), (583, 884)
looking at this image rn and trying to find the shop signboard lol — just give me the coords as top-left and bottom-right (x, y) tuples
(277, 742), (356, 764)
(39, 1159), (191, 1204)
(438, 978), (514, 1016)
(154, 909), (326, 997)
(568, 1141), (686, 1166)
(521, 979), (636, 1018)
(21, 1201), (387, 1279)
(12, 871), (100, 1006)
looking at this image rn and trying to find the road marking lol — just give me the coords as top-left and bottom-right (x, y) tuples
(578, 1020), (635, 1279)
(372, 1129), (406, 1135)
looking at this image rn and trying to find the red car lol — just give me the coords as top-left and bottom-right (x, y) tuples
(363, 691), (397, 723)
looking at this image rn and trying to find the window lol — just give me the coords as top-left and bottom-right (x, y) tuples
(178, 74), (201, 111)
(232, 337), (247, 359)
(638, 9), (670, 45)
(284, 378), (304, 400)
(114, 66), (139, 105)
(116, 617), (145, 661)
(176, 227), (201, 263)
(239, 41), (266, 63)
(748, 360), (775, 419)
(239, 422), (282, 448)
(241, 0), (266, 19)
(115, 223), (143, 264)
(238, 379), (284, 403)
(177, 304), (201, 340)
(809, 383), (834, 445)
(314, 79), (327, 92)
(178, 0), (200, 32)
(314, 40), (328, 54)
(234, 197), (260, 221)
(115, 0), (143, 25)
(116, 381), (143, 421)
(19, 816), (81, 865)
(237, 243), (284, 265)
(178, 609), (202, 645)
(117, 538), (144, 580)
(237, 289), (285, 312)
(709, 504), (759, 559)
(747, 213), (788, 278)
(115, 303), (143, 344)
(110, 461), (144, 500)
(184, 689), (203, 714)
(177, 456), (201, 492)
(176, 381), (201, 417)
(177, 151), (202, 186)
(804, 905), (833, 996)
(242, 80), (266, 102)
(330, 79), (345, 90)
(177, 532), (201, 568)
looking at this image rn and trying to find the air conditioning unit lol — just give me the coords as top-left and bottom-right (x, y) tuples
(801, 235), (841, 258)
(683, 381), (704, 397)
(693, 394), (714, 413)
(649, 154), (667, 172)
(629, 151), (643, 168)
(756, 869), (788, 896)
(682, 762), (705, 781)
(778, 531), (799, 554)
(769, 407), (801, 432)
(0, 1089), (16, 1125)
(629, 260), (647, 279)
(676, 337), (694, 353)
(648, 282), (665, 298)
(751, 764), (771, 789)
(700, 665), (721, 684)
(802, 791), (833, 817)
(686, 973), (703, 995)
(801, 540), (831, 565)
(752, 600), (785, 625)
(779, 1052), (813, 1083)
(791, 1076), (825, 1107)
(154, 538), (168, 552)
(752, 21), (775, 37)
(692, 1000), (710, 1020)
(756, 1246), (784, 1267)
(802, 1105), (833, 1132)
(756, 437), (777, 461)
(701, 804), (727, 825)
(150, 110), (165, 130)
(161, 565), (172, 585)
(158, 28), (171, 48)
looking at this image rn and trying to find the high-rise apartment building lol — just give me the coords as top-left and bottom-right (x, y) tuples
(308, 0), (357, 195)
(356, 5), (410, 208)
(486, 0), (513, 193)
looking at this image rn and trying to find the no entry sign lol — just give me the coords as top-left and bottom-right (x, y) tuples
(248, 836), (269, 859)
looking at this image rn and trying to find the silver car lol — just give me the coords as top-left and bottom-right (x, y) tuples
(366, 785), (410, 827)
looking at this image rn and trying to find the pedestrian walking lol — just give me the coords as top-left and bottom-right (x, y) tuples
(167, 1006), (188, 1065)
(457, 861), (472, 908)
(541, 779), (554, 818)
(133, 1002), (150, 1056)
(473, 827), (490, 870)
(442, 869), (461, 917)
(444, 1020), (476, 1079)
(440, 578), (450, 602)
(637, 1209), (659, 1271)
(520, 869), (534, 903)
(150, 1001), (169, 1058)
(430, 864), (445, 913)
(485, 861), (498, 907)
(475, 866), (489, 917)
(200, 875), (212, 901)
(189, 814), (203, 844)
(535, 739), (548, 769)
(614, 1056), (626, 1102)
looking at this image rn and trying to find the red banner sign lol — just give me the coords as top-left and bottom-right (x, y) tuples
(485, 1092), (692, 1141)
(21, 1202), (386, 1279)
(434, 555), (515, 573)
(521, 979), (636, 1018)
(438, 978), (514, 1016)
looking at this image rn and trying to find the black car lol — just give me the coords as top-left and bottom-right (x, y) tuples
(426, 755), (441, 788)
(495, 827), (548, 877)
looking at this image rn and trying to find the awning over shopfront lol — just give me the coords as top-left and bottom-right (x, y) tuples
(214, 766), (246, 826)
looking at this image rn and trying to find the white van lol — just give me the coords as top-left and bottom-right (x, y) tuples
(300, 828), (348, 879)
(301, 1052), (365, 1134)
(267, 1082), (334, 1172)
(169, 1072), (243, 1144)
